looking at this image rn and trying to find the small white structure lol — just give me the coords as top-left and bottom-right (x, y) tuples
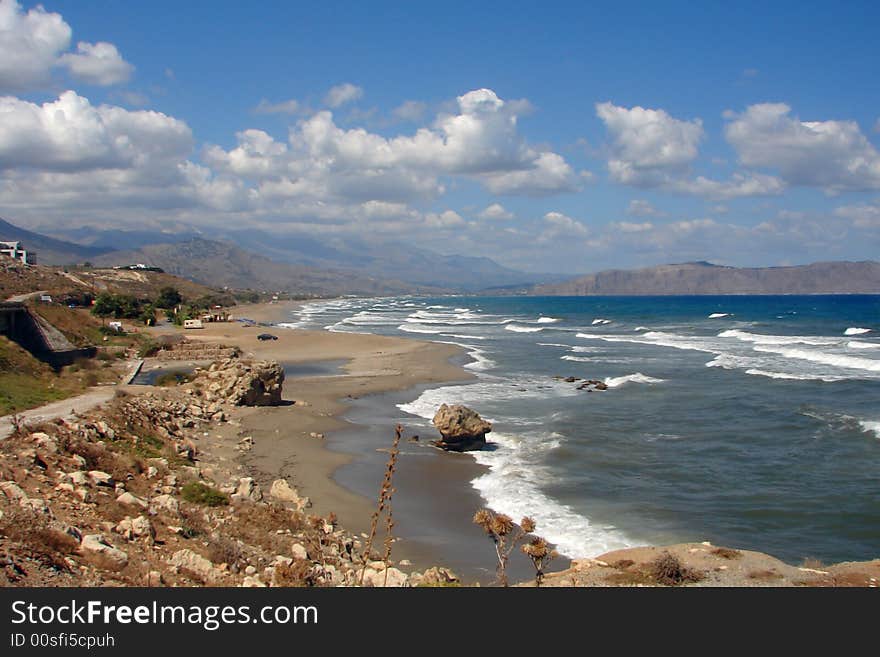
(0, 241), (36, 265)
(39, 294), (52, 303)
(108, 321), (123, 332)
(183, 319), (204, 329)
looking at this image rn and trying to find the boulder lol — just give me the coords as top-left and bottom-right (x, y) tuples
(116, 492), (149, 509)
(431, 403), (492, 452)
(0, 481), (27, 502)
(150, 494), (179, 515)
(269, 479), (310, 510)
(168, 549), (219, 584)
(115, 516), (155, 542)
(87, 471), (115, 488)
(79, 534), (129, 571)
(361, 565), (408, 587)
(232, 477), (262, 503)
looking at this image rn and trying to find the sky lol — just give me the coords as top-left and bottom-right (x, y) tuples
(1, 0), (879, 274)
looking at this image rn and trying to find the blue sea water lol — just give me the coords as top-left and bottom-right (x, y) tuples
(282, 295), (880, 564)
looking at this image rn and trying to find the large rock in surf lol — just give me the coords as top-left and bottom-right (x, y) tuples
(432, 404), (492, 452)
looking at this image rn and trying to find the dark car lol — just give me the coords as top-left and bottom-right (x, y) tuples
(257, 333), (278, 341)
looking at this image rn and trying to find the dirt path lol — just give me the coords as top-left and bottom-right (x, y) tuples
(0, 385), (120, 439)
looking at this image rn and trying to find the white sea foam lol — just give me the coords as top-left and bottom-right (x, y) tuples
(718, 329), (839, 346)
(442, 333), (487, 340)
(603, 373), (665, 388)
(848, 341), (880, 349)
(537, 342), (571, 348)
(751, 344), (880, 373)
(634, 326), (648, 331)
(859, 420), (880, 439)
(708, 313), (730, 319)
(397, 324), (443, 334)
(537, 316), (560, 323)
(505, 324), (544, 333)
(469, 432), (634, 558)
(845, 327), (872, 335)
(561, 355), (591, 362)
(591, 318), (612, 325)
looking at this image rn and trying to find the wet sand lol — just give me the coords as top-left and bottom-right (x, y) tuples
(145, 300), (517, 579)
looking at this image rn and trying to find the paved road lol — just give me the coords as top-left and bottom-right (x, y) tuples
(0, 386), (118, 439)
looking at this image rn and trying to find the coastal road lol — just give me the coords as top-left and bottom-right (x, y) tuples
(4, 289), (48, 303)
(0, 386), (119, 439)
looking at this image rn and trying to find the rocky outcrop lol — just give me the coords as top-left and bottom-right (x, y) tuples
(190, 359), (284, 406)
(431, 404), (492, 452)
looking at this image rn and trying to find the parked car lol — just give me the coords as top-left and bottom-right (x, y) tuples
(257, 333), (278, 341)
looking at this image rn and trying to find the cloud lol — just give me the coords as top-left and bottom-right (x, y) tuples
(613, 220), (654, 233)
(425, 209), (465, 228)
(725, 103), (880, 193)
(392, 100), (427, 122)
(204, 87), (582, 200)
(834, 199), (880, 227)
(0, 0), (71, 92)
(538, 211), (588, 242)
(0, 90), (192, 172)
(57, 41), (133, 86)
(670, 172), (785, 200)
(627, 199), (664, 217)
(325, 83), (363, 108)
(254, 98), (300, 115)
(478, 202), (513, 220)
(596, 101), (704, 185)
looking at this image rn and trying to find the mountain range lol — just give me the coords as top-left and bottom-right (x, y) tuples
(530, 260), (880, 295)
(3, 218), (880, 296)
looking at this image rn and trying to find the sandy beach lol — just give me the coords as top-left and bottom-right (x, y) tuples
(143, 300), (500, 577)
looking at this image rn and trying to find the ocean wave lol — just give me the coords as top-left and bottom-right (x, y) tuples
(752, 344), (880, 373)
(505, 324), (544, 333)
(537, 342), (571, 348)
(603, 373), (665, 388)
(469, 431), (634, 558)
(561, 355), (591, 362)
(718, 329), (839, 346)
(859, 420), (880, 439)
(397, 324), (443, 334)
(442, 333), (487, 340)
(591, 318), (612, 325)
(848, 341), (880, 349)
(537, 316), (560, 323)
(845, 327), (872, 335)
(708, 313), (731, 318)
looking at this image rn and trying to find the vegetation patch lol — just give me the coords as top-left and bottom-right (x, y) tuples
(181, 482), (229, 507)
(711, 547), (742, 560)
(647, 552), (704, 586)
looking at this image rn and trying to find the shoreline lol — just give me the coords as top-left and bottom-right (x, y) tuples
(148, 299), (496, 577)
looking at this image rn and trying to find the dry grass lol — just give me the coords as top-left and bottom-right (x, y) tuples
(647, 552), (704, 586)
(711, 547), (743, 560)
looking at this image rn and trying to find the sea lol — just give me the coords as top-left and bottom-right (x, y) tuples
(280, 295), (880, 565)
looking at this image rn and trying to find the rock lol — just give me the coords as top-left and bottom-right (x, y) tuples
(20, 497), (52, 516)
(146, 466), (159, 479)
(150, 494), (179, 515)
(79, 534), (129, 571)
(564, 376), (579, 383)
(87, 471), (115, 488)
(31, 432), (58, 453)
(414, 566), (460, 586)
(46, 521), (82, 545)
(144, 571), (164, 586)
(116, 492), (149, 509)
(0, 481), (27, 502)
(231, 477), (262, 503)
(290, 542), (308, 560)
(244, 565), (257, 576)
(431, 403), (492, 452)
(309, 432), (324, 439)
(66, 471), (89, 486)
(595, 381), (608, 391)
(269, 479), (308, 510)
(168, 549), (219, 584)
(114, 516), (155, 542)
(189, 360), (285, 407)
(361, 566), (408, 587)
(241, 575), (266, 587)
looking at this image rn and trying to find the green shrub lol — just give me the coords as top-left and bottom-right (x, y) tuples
(181, 482), (228, 507)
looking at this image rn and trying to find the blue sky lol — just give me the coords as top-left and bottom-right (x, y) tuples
(1, 0), (879, 273)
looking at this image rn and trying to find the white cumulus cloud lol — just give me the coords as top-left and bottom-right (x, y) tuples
(325, 83), (363, 108)
(478, 202), (513, 220)
(724, 103), (880, 193)
(57, 41), (133, 86)
(0, 0), (71, 92)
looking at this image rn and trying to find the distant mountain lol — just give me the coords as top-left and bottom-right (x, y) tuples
(0, 217), (111, 265)
(90, 238), (445, 296)
(194, 229), (560, 292)
(40, 221), (558, 291)
(531, 261), (880, 295)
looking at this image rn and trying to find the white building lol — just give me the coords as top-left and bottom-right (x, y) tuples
(0, 241), (36, 265)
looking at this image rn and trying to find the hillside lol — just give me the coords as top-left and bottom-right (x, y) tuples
(0, 217), (110, 265)
(46, 222), (555, 291)
(531, 261), (880, 295)
(90, 238), (446, 296)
